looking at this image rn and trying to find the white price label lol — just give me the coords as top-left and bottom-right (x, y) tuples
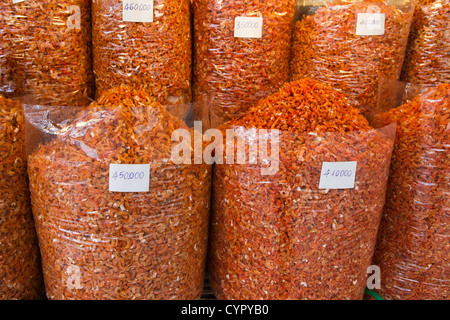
(122, 0), (154, 23)
(109, 164), (150, 192)
(319, 161), (357, 190)
(355, 13), (385, 36)
(13, 0), (25, 4)
(234, 17), (263, 39)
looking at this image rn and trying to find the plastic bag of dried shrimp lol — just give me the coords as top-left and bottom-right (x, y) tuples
(372, 83), (449, 300)
(208, 79), (396, 300)
(1, 0), (93, 106)
(291, 0), (415, 120)
(92, 0), (192, 106)
(0, 95), (44, 300)
(193, 0), (296, 126)
(25, 85), (212, 300)
(401, 0), (450, 87)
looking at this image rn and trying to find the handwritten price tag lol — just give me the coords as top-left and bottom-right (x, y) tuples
(319, 161), (357, 190)
(109, 164), (150, 192)
(234, 17), (263, 39)
(122, 0), (153, 23)
(355, 13), (385, 36)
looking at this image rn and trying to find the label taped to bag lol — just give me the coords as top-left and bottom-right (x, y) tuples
(109, 164), (150, 192)
(355, 13), (385, 36)
(13, 0), (26, 3)
(122, 0), (154, 23)
(234, 17), (263, 39)
(319, 161), (357, 189)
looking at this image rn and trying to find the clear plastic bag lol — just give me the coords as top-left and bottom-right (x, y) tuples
(372, 83), (449, 300)
(401, 0), (450, 86)
(291, 0), (415, 120)
(0, 95), (44, 300)
(1, 0), (93, 106)
(25, 86), (211, 300)
(193, 0), (295, 127)
(208, 79), (396, 300)
(92, 0), (192, 105)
